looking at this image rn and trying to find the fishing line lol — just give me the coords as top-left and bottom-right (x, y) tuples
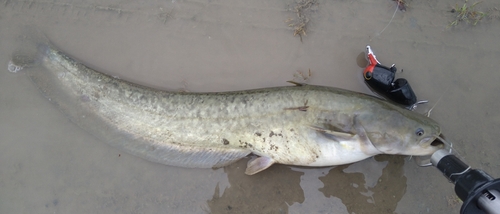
(425, 86), (465, 161)
(426, 86), (450, 117)
(377, 5), (398, 36)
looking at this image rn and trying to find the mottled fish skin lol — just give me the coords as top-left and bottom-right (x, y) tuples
(17, 45), (443, 175)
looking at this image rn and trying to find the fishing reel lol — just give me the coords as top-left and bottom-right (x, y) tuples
(431, 149), (500, 214)
(363, 46), (426, 110)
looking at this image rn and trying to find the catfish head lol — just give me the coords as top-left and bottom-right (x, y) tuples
(356, 103), (444, 156)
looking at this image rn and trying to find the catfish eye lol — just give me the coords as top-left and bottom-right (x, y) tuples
(415, 128), (424, 136)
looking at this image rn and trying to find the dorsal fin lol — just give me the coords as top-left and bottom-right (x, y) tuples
(286, 81), (306, 86)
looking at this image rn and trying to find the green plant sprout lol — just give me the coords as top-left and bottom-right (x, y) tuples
(449, 0), (488, 27)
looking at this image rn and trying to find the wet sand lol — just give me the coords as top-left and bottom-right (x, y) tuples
(1, 0), (500, 213)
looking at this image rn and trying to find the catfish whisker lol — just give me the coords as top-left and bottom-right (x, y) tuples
(434, 134), (465, 160)
(435, 135), (452, 152)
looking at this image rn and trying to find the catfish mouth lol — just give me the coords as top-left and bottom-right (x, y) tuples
(412, 134), (449, 166)
(430, 134), (447, 149)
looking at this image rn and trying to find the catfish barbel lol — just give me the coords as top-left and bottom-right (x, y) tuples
(9, 44), (445, 175)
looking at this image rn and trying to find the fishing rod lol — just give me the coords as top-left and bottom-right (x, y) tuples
(362, 46), (500, 213)
(431, 150), (500, 214)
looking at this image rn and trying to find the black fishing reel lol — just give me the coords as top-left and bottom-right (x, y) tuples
(363, 46), (426, 110)
(431, 150), (500, 214)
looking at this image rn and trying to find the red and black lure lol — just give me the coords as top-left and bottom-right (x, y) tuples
(363, 45), (426, 110)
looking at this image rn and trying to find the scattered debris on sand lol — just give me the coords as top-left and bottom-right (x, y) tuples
(286, 0), (318, 42)
(487, 7), (500, 20)
(393, 0), (409, 12)
(292, 69), (312, 84)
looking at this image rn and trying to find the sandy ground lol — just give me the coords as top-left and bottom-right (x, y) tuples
(1, 0), (500, 213)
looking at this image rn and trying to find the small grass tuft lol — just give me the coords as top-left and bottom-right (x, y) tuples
(449, 0), (488, 27)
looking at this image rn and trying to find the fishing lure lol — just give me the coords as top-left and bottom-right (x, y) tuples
(363, 45), (426, 110)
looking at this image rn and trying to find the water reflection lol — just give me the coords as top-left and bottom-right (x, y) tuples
(207, 157), (305, 213)
(319, 155), (407, 213)
(208, 154), (407, 213)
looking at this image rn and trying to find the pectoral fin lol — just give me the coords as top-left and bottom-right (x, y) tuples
(310, 125), (355, 141)
(245, 156), (275, 175)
